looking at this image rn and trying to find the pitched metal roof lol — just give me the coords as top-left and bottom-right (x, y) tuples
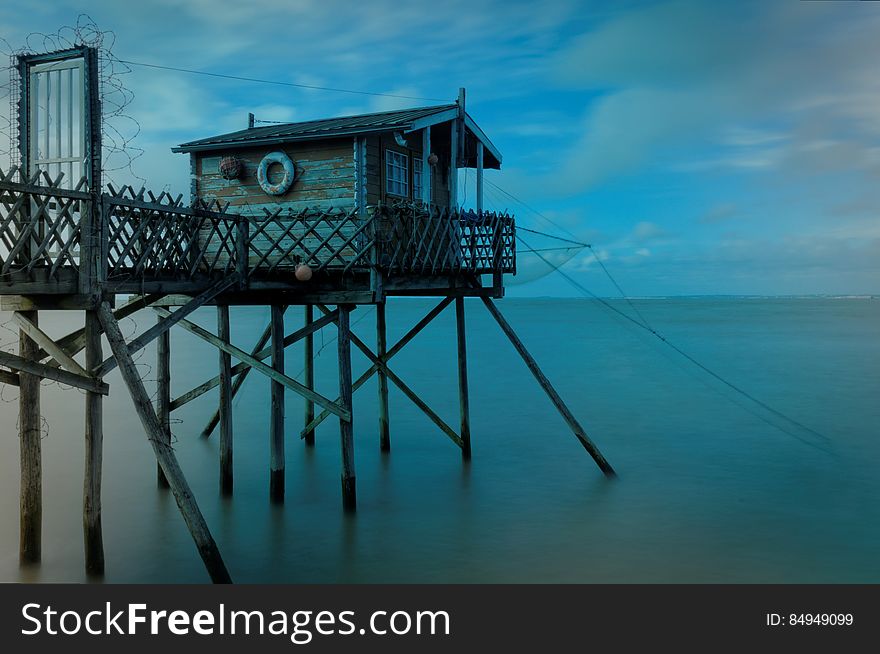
(173, 104), (458, 151)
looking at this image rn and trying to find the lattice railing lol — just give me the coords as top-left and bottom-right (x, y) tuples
(245, 206), (374, 276)
(375, 202), (515, 276)
(1, 168), (516, 290)
(104, 184), (238, 282)
(0, 166), (90, 280)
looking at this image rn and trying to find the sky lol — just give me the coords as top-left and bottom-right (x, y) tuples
(1, 0), (878, 296)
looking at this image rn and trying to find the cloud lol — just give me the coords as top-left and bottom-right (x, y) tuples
(700, 203), (737, 224)
(631, 221), (671, 244)
(543, 0), (880, 193)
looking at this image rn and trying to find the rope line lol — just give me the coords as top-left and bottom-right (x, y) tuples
(118, 60), (445, 102)
(515, 232), (833, 454)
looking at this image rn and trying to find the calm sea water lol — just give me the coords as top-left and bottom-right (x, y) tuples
(0, 297), (878, 583)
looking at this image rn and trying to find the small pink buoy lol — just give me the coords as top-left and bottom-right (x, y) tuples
(295, 264), (312, 281)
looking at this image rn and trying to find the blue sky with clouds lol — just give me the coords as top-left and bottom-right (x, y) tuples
(2, 0), (878, 296)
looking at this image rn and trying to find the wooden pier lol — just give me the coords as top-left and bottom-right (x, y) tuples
(1, 45), (613, 583)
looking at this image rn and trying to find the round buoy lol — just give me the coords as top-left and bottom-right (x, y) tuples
(219, 156), (242, 180)
(257, 151), (296, 195)
(295, 264), (313, 281)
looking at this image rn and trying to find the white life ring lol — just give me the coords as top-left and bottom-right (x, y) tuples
(257, 151), (296, 196)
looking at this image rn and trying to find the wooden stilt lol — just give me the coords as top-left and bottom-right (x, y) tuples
(83, 310), (104, 574)
(303, 305), (315, 446)
(337, 305), (356, 511)
(270, 304), (285, 503)
(18, 310), (41, 565)
(481, 297), (616, 477)
(156, 320), (170, 488)
(218, 305), (233, 495)
(455, 297), (471, 460)
(201, 317), (275, 438)
(97, 302), (232, 583)
(376, 302), (390, 452)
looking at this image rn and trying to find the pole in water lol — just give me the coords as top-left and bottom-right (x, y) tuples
(303, 305), (315, 446)
(18, 310), (41, 565)
(338, 305), (356, 511)
(270, 304), (285, 502)
(218, 305), (233, 495)
(377, 302), (390, 452)
(84, 310), (104, 575)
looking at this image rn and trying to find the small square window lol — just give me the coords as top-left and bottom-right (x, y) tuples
(385, 150), (409, 197)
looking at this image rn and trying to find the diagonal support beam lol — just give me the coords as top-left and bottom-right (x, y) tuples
(95, 277), (238, 378)
(169, 309), (337, 415)
(480, 297), (616, 477)
(301, 298), (453, 436)
(97, 302), (232, 583)
(0, 351), (108, 395)
(313, 304), (463, 448)
(199, 318), (274, 437)
(153, 308), (350, 421)
(12, 312), (89, 377)
(0, 369), (21, 386)
(41, 294), (164, 368)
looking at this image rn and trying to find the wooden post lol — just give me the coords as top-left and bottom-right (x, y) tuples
(18, 310), (41, 565)
(218, 305), (233, 495)
(449, 119), (459, 210)
(83, 310), (104, 574)
(476, 141), (484, 215)
(481, 297), (616, 477)
(376, 302), (390, 452)
(156, 320), (170, 488)
(422, 126), (431, 205)
(455, 297), (471, 460)
(303, 305), (315, 446)
(270, 304), (285, 503)
(97, 302), (232, 583)
(338, 305), (356, 511)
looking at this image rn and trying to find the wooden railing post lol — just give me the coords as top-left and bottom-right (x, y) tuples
(236, 215), (249, 287)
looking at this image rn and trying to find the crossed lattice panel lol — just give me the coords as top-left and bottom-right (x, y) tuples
(0, 166), (88, 279)
(246, 206), (374, 276)
(376, 202), (516, 276)
(105, 185), (236, 280)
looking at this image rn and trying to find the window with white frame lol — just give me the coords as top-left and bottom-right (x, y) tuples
(413, 157), (429, 202)
(385, 150), (409, 197)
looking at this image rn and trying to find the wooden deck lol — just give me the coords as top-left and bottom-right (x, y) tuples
(0, 167), (515, 306)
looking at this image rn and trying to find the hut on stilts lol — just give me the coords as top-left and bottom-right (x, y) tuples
(0, 45), (614, 583)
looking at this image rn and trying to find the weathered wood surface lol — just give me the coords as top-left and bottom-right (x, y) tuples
(337, 306), (356, 511)
(302, 298), (452, 436)
(83, 310), (104, 574)
(156, 322), (171, 488)
(12, 311), (89, 376)
(218, 305), (233, 495)
(303, 305), (315, 446)
(40, 294), (164, 368)
(94, 277), (238, 377)
(317, 304), (463, 449)
(200, 317), (276, 437)
(159, 309), (345, 418)
(18, 310), (41, 565)
(455, 297), (472, 459)
(376, 302), (390, 452)
(0, 350), (108, 395)
(97, 302), (232, 583)
(481, 297), (616, 477)
(270, 304), (284, 503)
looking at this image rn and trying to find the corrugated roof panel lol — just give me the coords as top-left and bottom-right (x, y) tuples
(176, 104), (457, 150)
